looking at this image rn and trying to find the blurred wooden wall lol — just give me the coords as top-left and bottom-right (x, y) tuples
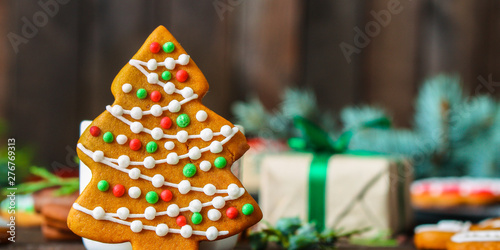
(2, 0), (500, 167)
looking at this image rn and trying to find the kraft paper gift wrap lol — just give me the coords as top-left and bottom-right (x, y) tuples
(259, 153), (412, 235)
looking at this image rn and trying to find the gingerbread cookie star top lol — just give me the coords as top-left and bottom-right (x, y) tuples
(68, 25), (262, 249)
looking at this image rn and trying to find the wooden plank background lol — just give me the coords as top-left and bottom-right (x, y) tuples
(2, 0), (500, 167)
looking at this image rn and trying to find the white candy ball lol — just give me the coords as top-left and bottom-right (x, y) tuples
(164, 141), (175, 150)
(130, 220), (143, 233)
(116, 134), (128, 145)
(220, 125), (233, 137)
(176, 130), (188, 143)
(212, 196), (225, 209)
(181, 87), (194, 98)
(130, 107), (143, 120)
(92, 150), (104, 162)
(177, 54), (190, 65)
(206, 226), (219, 241)
(150, 104), (163, 117)
(163, 82), (176, 94)
(196, 110), (208, 122)
(189, 199), (202, 213)
(129, 168), (141, 180)
(151, 127), (164, 140)
(168, 100), (181, 113)
(147, 59), (157, 70)
(130, 122), (143, 133)
(164, 58), (175, 70)
(200, 128), (213, 141)
(228, 184), (240, 198)
(147, 73), (159, 84)
(166, 204), (180, 217)
(188, 147), (201, 160)
(128, 186), (141, 199)
(180, 225), (193, 238)
(117, 155), (130, 168)
(92, 207), (105, 220)
(203, 184), (216, 196)
(207, 209), (221, 222)
(178, 180), (191, 194)
(200, 161), (212, 172)
(111, 105), (123, 116)
(122, 83), (132, 93)
(117, 207), (130, 220)
(166, 152), (179, 165)
(152, 174), (165, 188)
(144, 206), (156, 220)
(156, 224), (169, 236)
(209, 141), (223, 153)
(143, 156), (156, 169)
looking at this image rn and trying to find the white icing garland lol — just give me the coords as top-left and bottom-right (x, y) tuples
(451, 230), (500, 243)
(72, 203), (227, 240)
(414, 220), (470, 234)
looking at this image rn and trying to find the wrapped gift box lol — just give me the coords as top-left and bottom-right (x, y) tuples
(260, 153), (412, 235)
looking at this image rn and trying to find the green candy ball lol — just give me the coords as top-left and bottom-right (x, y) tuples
(183, 163), (196, 178)
(176, 114), (190, 128)
(161, 71), (171, 81)
(242, 203), (254, 215)
(214, 157), (227, 169)
(146, 191), (159, 204)
(191, 212), (202, 224)
(136, 88), (147, 99)
(163, 42), (175, 53)
(146, 141), (158, 153)
(103, 132), (114, 143)
(97, 180), (109, 192)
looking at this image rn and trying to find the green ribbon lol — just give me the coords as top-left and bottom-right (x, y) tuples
(288, 116), (390, 231)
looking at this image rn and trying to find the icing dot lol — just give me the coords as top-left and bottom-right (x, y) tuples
(112, 184), (125, 197)
(164, 141), (175, 150)
(103, 132), (114, 143)
(166, 204), (180, 217)
(226, 207), (238, 219)
(176, 130), (188, 143)
(144, 206), (156, 220)
(136, 88), (147, 99)
(97, 180), (109, 192)
(214, 157), (227, 169)
(116, 134), (128, 145)
(203, 184), (216, 196)
(176, 70), (188, 82)
(130, 220), (143, 233)
(161, 71), (172, 81)
(160, 189), (173, 202)
(129, 139), (142, 151)
(146, 191), (159, 204)
(183, 163), (196, 178)
(209, 141), (223, 153)
(207, 209), (221, 222)
(242, 203), (254, 215)
(189, 199), (202, 213)
(149, 42), (161, 53)
(128, 186), (141, 199)
(151, 127), (164, 140)
(130, 122), (143, 133)
(200, 161), (212, 172)
(122, 83), (132, 93)
(180, 87), (194, 98)
(146, 141), (158, 153)
(150, 90), (161, 102)
(92, 207), (105, 220)
(177, 216), (187, 227)
(92, 150), (104, 162)
(164, 58), (175, 70)
(168, 100), (181, 113)
(166, 152), (179, 165)
(118, 155), (130, 168)
(178, 180), (191, 194)
(130, 107), (143, 120)
(163, 42), (175, 53)
(156, 224), (169, 236)
(129, 168), (141, 180)
(188, 147), (201, 160)
(212, 197), (225, 209)
(150, 104), (163, 117)
(117, 207), (130, 220)
(163, 82), (176, 94)
(147, 59), (157, 70)
(220, 125), (232, 137)
(227, 184), (240, 198)
(111, 105), (123, 116)
(152, 174), (165, 188)
(206, 226), (219, 241)
(200, 128), (213, 141)
(176, 114), (190, 128)
(178, 54), (190, 65)
(196, 110), (208, 122)
(143, 156), (156, 169)
(89, 126), (101, 137)
(160, 117), (172, 129)
(191, 212), (202, 225)
(180, 225), (192, 238)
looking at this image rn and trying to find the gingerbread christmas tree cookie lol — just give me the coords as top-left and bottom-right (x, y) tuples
(68, 25), (262, 249)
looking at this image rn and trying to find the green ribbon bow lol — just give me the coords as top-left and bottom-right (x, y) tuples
(287, 116), (390, 231)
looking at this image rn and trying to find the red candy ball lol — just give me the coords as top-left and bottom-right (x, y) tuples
(176, 215), (187, 226)
(89, 126), (101, 137)
(149, 42), (161, 53)
(129, 139), (142, 151)
(160, 190), (173, 202)
(226, 207), (238, 219)
(160, 117), (172, 129)
(112, 184), (125, 197)
(176, 70), (188, 82)
(150, 90), (161, 102)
